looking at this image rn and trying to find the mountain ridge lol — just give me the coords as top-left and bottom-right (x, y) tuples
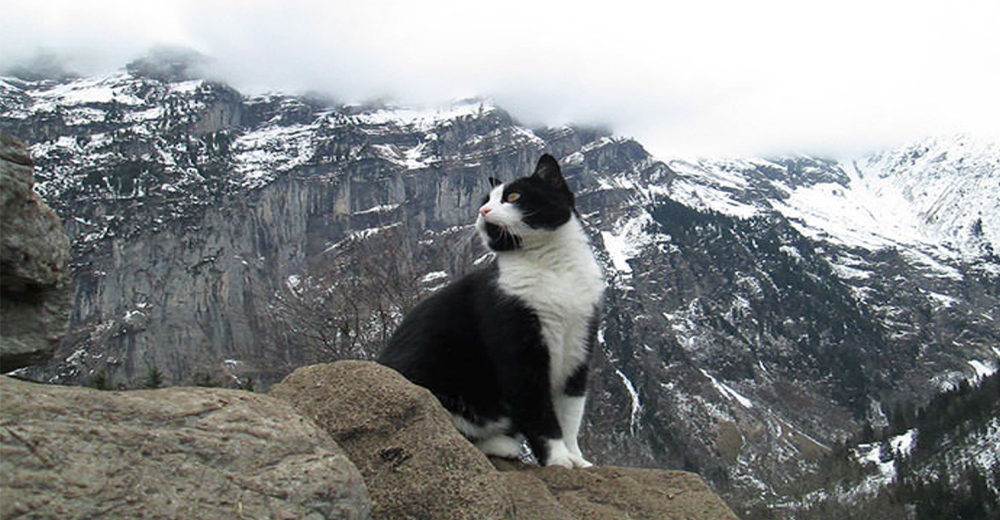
(2, 62), (998, 518)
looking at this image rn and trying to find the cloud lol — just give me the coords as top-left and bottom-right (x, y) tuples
(2, 0), (999, 158)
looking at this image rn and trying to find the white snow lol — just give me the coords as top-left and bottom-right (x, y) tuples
(600, 211), (670, 276)
(33, 71), (144, 108)
(699, 368), (754, 409)
(232, 123), (316, 188)
(856, 135), (1000, 259)
(601, 230), (634, 274)
(663, 157), (763, 219)
(890, 429), (917, 458)
(925, 291), (958, 308)
(355, 99), (492, 130)
(420, 271), (449, 284)
(779, 245), (803, 263)
(323, 223), (404, 252)
(614, 368), (642, 433)
(355, 203), (400, 215)
(968, 359), (997, 380)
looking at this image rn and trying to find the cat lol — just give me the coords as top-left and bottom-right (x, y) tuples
(378, 154), (604, 468)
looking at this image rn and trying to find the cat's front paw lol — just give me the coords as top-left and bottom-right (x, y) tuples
(547, 452), (593, 468)
(544, 439), (593, 468)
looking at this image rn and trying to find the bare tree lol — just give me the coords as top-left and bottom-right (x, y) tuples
(262, 225), (425, 364)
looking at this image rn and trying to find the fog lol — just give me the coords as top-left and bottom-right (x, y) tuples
(2, 0), (998, 159)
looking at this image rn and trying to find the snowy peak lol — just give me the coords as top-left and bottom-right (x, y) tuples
(662, 137), (1000, 266)
(853, 135), (1000, 259)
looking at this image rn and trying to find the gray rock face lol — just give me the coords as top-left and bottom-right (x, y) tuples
(0, 375), (372, 520)
(269, 361), (738, 520)
(0, 132), (71, 372)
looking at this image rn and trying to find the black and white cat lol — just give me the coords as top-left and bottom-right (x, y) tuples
(378, 154), (604, 468)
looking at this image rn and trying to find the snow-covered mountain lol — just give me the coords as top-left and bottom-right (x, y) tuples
(2, 57), (998, 519)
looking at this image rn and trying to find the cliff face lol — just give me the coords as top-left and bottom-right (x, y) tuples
(2, 62), (998, 516)
(0, 132), (71, 372)
(1, 361), (738, 520)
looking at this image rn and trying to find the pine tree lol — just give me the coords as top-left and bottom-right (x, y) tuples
(142, 366), (164, 389)
(237, 376), (254, 392)
(85, 368), (113, 390)
(194, 373), (220, 387)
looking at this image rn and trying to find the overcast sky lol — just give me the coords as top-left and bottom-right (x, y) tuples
(2, 0), (999, 159)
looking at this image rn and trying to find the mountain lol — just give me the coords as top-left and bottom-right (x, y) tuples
(2, 58), (998, 518)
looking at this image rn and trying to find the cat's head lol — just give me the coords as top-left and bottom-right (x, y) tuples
(475, 154), (575, 251)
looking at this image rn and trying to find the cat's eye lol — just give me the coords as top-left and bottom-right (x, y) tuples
(506, 193), (521, 203)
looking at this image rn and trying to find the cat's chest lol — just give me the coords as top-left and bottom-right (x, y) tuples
(495, 252), (604, 339)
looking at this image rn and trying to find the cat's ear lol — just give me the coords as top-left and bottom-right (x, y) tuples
(488, 177), (503, 188)
(532, 154), (568, 190)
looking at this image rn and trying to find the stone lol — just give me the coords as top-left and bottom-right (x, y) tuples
(0, 132), (72, 372)
(269, 361), (741, 520)
(268, 360), (515, 520)
(493, 459), (740, 520)
(0, 375), (371, 519)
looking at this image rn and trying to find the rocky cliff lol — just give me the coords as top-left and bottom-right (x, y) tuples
(0, 132), (71, 372)
(2, 58), (998, 517)
(1, 361), (738, 520)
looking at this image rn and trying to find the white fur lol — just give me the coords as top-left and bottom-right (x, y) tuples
(492, 215), (604, 393)
(555, 394), (588, 461)
(452, 414), (512, 440)
(477, 187), (604, 466)
(475, 181), (604, 467)
(475, 435), (523, 459)
(545, 438), (592, 468)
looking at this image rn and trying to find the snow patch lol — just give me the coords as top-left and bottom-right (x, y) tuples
(968, 359), (997, 380)
(614, 368), (642, 433)
(355, 203), (400, 215)
(420, 271), (449, 284)
(699, 368), (754, 408)
(600, 211), (670, 276)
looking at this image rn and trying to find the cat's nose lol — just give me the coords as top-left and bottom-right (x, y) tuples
(479, 207), (491, 216)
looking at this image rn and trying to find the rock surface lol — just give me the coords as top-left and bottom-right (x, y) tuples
(0, 132), (71, 372)
(0, 375), (371, 520)
(5, 66), (1000, 515)
(269, 361), (516, 520)
(270, 361), (738, 520)
(495, 459), (740, 520)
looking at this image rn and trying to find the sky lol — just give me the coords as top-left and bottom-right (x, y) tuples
(2, 0), (999, 159)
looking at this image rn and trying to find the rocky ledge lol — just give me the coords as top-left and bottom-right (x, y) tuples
(2, 360), (737, 520)
(0, 132), (71, 372)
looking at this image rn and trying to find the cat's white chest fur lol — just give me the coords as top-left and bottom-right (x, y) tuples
(495, 216), (604, 389)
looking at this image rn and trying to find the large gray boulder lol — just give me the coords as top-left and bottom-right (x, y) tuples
(0, 132), (71, 372)
(270, 361), (739, 520)
(0, 376), (371, 519)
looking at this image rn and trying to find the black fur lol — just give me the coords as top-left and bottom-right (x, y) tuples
(378, 266), (564, 452)
(379, 154), (599, 466)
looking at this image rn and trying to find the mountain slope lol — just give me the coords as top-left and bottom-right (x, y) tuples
(2, 61), (998, 518)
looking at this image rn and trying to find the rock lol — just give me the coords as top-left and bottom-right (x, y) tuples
(0, 132), (71, 372)
(0, 376), (371, 520)
(494, 459), (739, 520)
(269, 361), (515, 520)
(270, 361), (740, 520)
